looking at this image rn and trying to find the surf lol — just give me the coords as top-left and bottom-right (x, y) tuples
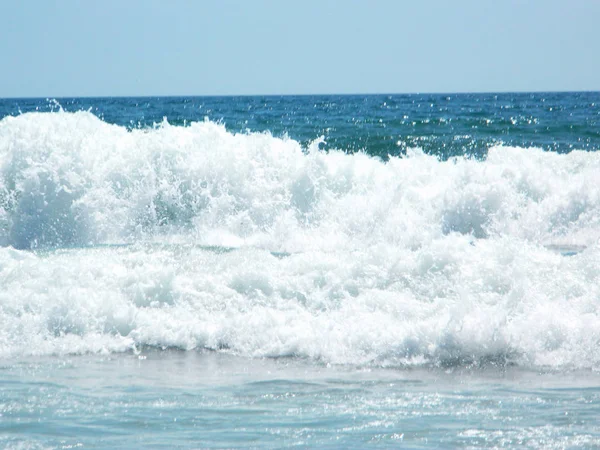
(1, 111), (600, 370)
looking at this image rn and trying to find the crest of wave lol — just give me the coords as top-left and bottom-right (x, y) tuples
(2, 111), (600, 252)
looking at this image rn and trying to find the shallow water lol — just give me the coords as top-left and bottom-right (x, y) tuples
(2, 352), (600, 449)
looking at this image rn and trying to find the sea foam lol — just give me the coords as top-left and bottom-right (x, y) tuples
(1, 111), (600, 369)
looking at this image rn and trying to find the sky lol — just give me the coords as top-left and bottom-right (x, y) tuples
(0, 0), (599, 97)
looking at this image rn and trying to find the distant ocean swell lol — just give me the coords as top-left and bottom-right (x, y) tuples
(1, 111), (600, 369)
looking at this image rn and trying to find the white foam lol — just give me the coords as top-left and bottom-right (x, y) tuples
(2, 111), (600, 369)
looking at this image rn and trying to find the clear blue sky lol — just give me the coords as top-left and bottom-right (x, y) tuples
(1, 0), (599, 97)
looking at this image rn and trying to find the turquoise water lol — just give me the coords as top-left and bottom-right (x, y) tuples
(3, 352), (600, 449)
(1, 93), (600, 448)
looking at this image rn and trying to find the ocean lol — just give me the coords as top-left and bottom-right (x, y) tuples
(1, 93), (600, 448)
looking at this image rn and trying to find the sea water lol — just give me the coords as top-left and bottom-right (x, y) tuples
(1, 93), (600, 448)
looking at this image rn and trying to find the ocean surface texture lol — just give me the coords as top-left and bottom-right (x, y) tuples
(1, 93), (600, 448)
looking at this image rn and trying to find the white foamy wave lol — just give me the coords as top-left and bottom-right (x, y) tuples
(1, 111), (600, 369)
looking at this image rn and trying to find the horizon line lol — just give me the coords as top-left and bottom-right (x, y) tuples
(1, 89), (599, 101)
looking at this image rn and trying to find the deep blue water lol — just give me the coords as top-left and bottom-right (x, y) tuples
(1, 92), (600, 448)
(3, 92), (600, 159)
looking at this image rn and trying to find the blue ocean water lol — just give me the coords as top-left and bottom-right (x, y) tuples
(1, 93), (600, 448)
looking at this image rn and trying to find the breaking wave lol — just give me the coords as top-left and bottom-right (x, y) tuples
(1, 111), (600, 369)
